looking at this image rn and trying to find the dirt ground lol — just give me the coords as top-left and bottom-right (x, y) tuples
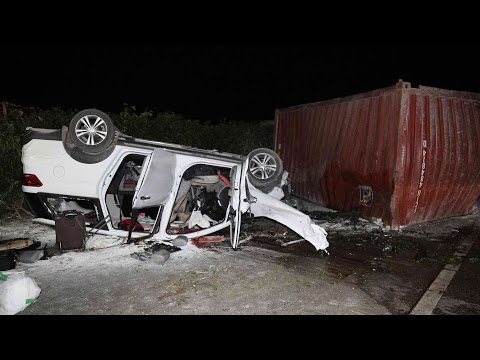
(1, 208), (479, 315)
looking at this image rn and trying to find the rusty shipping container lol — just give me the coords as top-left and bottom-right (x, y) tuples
(274, 81), (480, 228)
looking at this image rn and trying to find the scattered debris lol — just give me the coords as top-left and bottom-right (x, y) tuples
(146, 242), (181, 254)
(85, 235), (124, 250)
(171, 236), (189, 247)
(238, 235), (253, 245)
(17, 250), (45, 264)
(130, 242), (182, 263)
(188, 210), (214, 229)
(130, 252), (149, 261)
(281, 239), (306, 247)
(371, 218), (384, 228)
(152, 249), (170, 265)
(246, 231), (289, 240)
(306, 208), (360, 222)
(382, 244), (393, 253)
(0, 239), (34, 251)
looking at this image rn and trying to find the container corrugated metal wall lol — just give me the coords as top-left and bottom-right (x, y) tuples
(275, 81), (480, 228)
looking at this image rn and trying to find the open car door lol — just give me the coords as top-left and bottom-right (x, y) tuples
(127, 149), (177, 241)
(132, 148), (177, 210)
(229, 163), (244, 249)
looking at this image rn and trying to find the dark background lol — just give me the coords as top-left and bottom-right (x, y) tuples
(2, 44), (479, 121)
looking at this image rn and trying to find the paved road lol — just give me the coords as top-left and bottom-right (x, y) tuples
(3, 214), (479, 315)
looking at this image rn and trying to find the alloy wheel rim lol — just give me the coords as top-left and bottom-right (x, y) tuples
(249, 153), (277, 180)
(75, 115), (108, 145)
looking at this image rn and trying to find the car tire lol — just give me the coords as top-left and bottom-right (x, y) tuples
(67, 109), (117, 155)
(247, 148), (283, 190)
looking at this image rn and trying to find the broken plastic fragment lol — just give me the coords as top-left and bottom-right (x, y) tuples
(171, 236), (188, 247)
(152, 250), (170, 265)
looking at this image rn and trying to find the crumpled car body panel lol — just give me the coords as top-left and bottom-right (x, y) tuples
(248, 183), (329, 251)
(22, 132), (328, 252)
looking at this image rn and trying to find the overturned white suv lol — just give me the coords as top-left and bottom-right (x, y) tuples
(21, 109), (328, 251)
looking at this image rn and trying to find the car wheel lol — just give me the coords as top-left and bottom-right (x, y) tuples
(67, 109), (117, 154)
(247, 148), (283, 190)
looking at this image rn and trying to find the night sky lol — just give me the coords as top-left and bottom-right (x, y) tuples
(2, 44), (479, 122)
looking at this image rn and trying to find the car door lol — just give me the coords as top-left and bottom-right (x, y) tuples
(229, 163), (244, 249)
(131, 148), (177, 216)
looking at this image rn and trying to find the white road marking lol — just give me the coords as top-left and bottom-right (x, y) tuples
(410, 238), (474, 315)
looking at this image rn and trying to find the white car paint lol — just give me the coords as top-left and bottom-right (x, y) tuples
(22, 140), (151, 198)
(248, 183), (329, 251)
(22, 136), (329, 251)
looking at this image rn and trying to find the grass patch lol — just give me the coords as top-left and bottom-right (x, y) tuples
(314, 268), (329, 278)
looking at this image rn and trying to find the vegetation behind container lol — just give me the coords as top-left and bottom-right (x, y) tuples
(0, 103), (273, 217)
